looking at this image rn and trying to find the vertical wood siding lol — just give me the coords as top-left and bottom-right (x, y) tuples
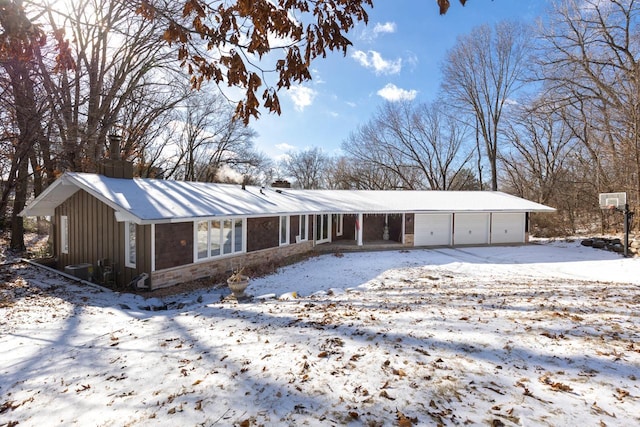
(54, 189), (151, 288)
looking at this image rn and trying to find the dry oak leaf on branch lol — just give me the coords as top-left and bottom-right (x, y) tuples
(136, 0), (468, 123)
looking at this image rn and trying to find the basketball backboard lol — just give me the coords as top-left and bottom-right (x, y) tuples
(599, 192), (626, 209)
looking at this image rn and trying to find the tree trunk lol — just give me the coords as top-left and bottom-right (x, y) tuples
(10, 151), (29, 251)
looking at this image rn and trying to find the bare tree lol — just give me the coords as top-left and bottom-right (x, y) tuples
(280, 147), (329, 189)
(501, 97), (577, 205)
(342, 100), (474, 190)
(538, 0), (640, 208)
(325, 156), (404, 190)
(162, 90), (260, 183)
(0, 1), (57, 250)
(35, 0), (182, 173)
(441, 21), (531, 191)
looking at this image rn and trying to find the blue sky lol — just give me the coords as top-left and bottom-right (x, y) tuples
(250, 0), (550, 161)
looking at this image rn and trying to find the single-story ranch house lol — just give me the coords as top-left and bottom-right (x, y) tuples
(21, 171), (554, 290)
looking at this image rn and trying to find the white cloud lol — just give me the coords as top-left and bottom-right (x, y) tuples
(351, 50), (402, 75)
(287, 85), (317, 111)
(373, 22), (396, 35)
(360, 21), (396, 41)
(275, 143), (296, 152)
(406, 52), (419, 69)
(376, 84), (418, 102)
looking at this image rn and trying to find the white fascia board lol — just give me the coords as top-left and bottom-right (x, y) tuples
(114, 210), (143, 224)
(19, 176), (80, 217)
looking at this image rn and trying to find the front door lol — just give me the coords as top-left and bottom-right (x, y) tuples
(315, 214), (331, 244)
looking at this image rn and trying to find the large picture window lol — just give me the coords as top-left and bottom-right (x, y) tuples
(196, 218), (245, 261)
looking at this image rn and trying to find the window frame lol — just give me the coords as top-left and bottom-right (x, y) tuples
(279, 215), (290, 246)
(194, 218), (245, 262)
(60, 215), (69, 254)
(125, 221), (137, 268)
(335, 214), (344, 237)
(298, 214), (308, 242)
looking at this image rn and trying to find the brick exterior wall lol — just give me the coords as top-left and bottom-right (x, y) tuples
(388, 214), (403, 242)
(363, 214), (385, 241)
(150, 241), (314, 289)
(340, 214), (357, 240)
(405, 213), (415, 234)
(247, 217), (279, 252)
(155, 222), (194, 270)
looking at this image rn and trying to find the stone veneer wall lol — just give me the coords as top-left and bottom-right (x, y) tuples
(404, 234), (414, 247)
(150, 241), (314, 290)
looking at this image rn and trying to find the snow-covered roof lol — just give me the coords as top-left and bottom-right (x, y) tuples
(21, 172), (555, 224)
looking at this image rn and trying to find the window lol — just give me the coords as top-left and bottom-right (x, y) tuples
(299, 215), (308, 242)
(222, 219), (233, 254)
(315, 214), (330, 243)
(195, 218), (244, 261)
(60, 215), (69, 254)
(125, 221), (137, 268)
(336, 214), (343, 236)
(197, 221), (209, 260)
(234, 219), (243, 252)
(210, 220), (221, 256)
(280, 215), (290, 246)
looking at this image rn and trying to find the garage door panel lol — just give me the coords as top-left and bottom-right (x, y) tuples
(414, 214), (452, 246)
(491, 213), (525, 244)
(454, 213), (490, 245)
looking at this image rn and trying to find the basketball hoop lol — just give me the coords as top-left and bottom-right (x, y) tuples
(599, 192), (634, 257)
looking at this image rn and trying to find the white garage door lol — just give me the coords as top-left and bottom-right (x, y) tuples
(491, 213), (525, 244)
(414, 214), (452, 246)
(454, 213), (490, 245)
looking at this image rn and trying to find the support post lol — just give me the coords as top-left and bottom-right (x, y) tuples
(357, 213), (363, 246)
(624, 204), (634, 257)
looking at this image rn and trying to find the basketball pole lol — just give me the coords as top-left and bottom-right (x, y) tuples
(623, 203), (635, 258)
(624, 203), (629, 257)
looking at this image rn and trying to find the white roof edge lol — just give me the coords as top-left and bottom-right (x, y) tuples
(21, 172), (557, 221)
(19, 173), (79, 217)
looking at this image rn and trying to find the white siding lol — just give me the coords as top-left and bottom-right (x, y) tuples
(414, 214), (452, 246)
(453, 213), (490, 245)
(490, 213), (525, 244)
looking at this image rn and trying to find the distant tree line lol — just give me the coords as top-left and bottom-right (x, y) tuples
(1, 0), (637, 251)
(280, 1), (640, 237)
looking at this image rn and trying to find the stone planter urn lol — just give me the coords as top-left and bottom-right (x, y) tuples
(227, 275), (250, 299)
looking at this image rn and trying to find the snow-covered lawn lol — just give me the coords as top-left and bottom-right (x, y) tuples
(1, 240), (639, 426)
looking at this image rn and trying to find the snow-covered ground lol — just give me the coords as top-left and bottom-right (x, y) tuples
(1, 240), (639, 426)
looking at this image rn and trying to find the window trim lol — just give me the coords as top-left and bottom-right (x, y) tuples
(194, 218), (246, 262)
(298, 214), (308, 242)
(315, 214), (331, 244)
(125, 221), (137, 268)
(279, 215), (290, 246)
(60, 215), (69, 254)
